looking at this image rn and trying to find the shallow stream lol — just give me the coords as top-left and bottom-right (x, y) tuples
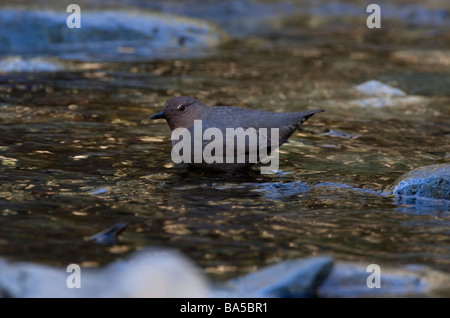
(0, 1), (449, 289)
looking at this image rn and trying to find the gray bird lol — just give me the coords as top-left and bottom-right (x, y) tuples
(150, 96), (323, 173)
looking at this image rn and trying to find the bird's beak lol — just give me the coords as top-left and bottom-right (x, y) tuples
(150, 111), (167, 120)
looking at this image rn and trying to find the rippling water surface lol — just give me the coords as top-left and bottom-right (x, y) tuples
(0, 1), (449, 285)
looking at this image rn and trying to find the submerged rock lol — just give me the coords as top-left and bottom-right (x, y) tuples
(351, 80), (429, 108)
(225, 256), (333, 297)
(355, 80), (406, 97)
(388, 164), (450, 200)
(88, 223), (128, 246)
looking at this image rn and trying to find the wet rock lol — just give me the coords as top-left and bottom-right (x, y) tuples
(1, 249), (450, 297)
(225, 256), (333, 297)
(319, 262), (450, 297)
(0, 9), (227, 62)
(388, 164), (450, 200)
(355, 80), (406, 97)
(351, 80), (429, 108)
(0, 249), (210, 297)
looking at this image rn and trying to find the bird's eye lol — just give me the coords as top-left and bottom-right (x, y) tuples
(177, 104), (185, 111)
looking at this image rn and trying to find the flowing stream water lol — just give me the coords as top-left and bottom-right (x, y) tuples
(0, 1), (449, 289)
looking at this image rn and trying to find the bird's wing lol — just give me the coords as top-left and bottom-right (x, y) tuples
(174, 107), (323, 163)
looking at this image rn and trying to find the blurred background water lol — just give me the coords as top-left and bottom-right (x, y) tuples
(0, 0), (449, 290)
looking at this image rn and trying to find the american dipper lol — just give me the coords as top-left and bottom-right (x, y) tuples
(150, 96), (323, 173)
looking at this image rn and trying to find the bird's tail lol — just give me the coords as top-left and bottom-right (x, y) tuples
(297, 109), (324, 125)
